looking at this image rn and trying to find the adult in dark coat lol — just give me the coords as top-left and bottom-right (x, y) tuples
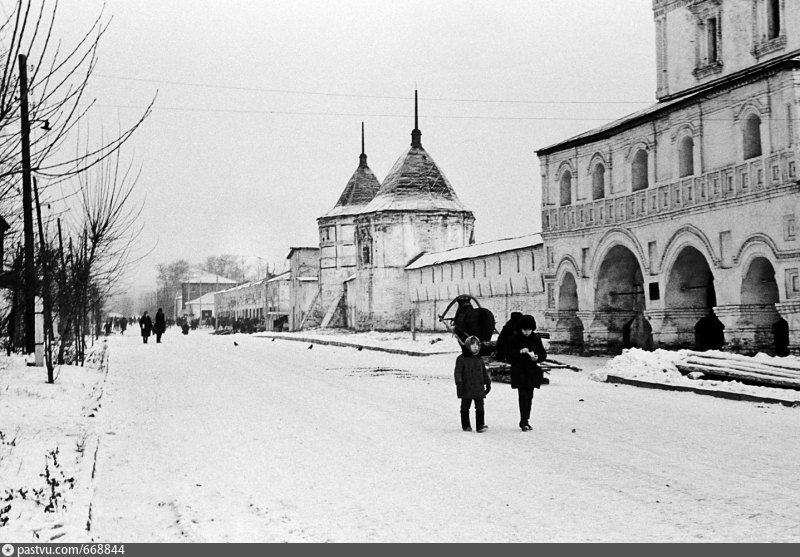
(495, 311), (523, 361)
(454, 336), (492, 432)
(505, 314), (547, 431)
(154, 308), (166, 343)
(120, 317), (128, 335)
(139, 312), (153, 344)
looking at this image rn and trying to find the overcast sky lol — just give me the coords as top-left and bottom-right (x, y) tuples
(48, 0), (656, 297)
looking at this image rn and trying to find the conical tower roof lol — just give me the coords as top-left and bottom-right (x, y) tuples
(361, 91), (471, 215)
(321, 123), (381, 219)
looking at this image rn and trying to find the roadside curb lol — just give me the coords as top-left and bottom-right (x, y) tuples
(606, 374), (800, 407)
(254, 333), (456, 357)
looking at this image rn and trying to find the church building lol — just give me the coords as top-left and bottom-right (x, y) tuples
(351, 93), (476, 330)
(538, 0), (800, 355)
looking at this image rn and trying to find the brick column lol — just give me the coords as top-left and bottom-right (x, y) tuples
(645, 308), (707, 349)
(714, 304), (781, 354)
(578, 310), (632, 355)
(544, 310), (584, 354)
(775, 301), (800, 354)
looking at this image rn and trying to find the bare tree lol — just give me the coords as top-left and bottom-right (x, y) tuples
(0, 0), (153, 282)
(0, 0), (153, 373)
(200, 255), (245, 282)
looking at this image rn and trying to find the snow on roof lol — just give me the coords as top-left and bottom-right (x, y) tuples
(186, 292), (216, 305)
(267, 271), (291, 283)
(215, 278), (267, 294)
(297, 276), (318, 282)
(286, 247), (319, 259)
(405, 233), (543, 270)
(360, 145), (471, 214)
(320, 161), (381, 219)
(184, 271), (238, 285)
(344, 274), (357, 283)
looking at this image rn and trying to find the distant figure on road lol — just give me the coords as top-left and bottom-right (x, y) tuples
(120, 317), (128, 335)
(155, 308), (166, 343)
(181, 318), (190, 335)
(505, 314), (547, 432)
(139, 311), (153, 344)
(454, 335), (492, 433)
(104, 320), (112, 336)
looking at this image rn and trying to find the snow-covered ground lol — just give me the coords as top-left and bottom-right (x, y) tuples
(0, 342), (108, 542)
(590, 348), (800, 405)
(2, 329), (800, 542)
(253, 329), (464, 355)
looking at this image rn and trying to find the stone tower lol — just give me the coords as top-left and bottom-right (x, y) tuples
(353, 92), (475, 330)
(316, 123), (381, 327)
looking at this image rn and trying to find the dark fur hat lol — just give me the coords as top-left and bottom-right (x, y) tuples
(518, 314), (537, 330)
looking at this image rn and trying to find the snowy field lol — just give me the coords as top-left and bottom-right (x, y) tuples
(2, 329), (800, 542)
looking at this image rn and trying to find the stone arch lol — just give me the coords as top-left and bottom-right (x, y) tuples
(595, 245), (646, 316)
(558, 162), (573, 206)
(664, 245), (723, 351)
(659, 224), (720, 273)
(552, 258), (584, 352)
(631, 149), (649, 191)
(735, 252), (785, 355)
(741, 256), (779, 305)
(733, 234), (780, 267)
(743, 113), (763, 160)
(735, 101), (768, 161)
(590, 228), (649, 278)
(592, 244), (651, 352)
(555, 255), (581, 286)
(678, 135), (695, 178)
(558, 272), (579, 311)
(588, 153), (608, 201)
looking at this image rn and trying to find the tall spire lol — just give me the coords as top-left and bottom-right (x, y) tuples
(411, 89), (422, 148)
(359, 121), (367, 167)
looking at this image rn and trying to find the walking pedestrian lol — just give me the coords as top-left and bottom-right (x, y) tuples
(139, 311), (153, 344)
(154, 308), (166, 343)
(505, 314), (547, 431)
(120, 317), (128, 335)
(495, 311), (522, 361)
(454, 335), (492, 433)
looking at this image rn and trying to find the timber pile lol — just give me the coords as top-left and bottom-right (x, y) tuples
(676, 351), (800, 390)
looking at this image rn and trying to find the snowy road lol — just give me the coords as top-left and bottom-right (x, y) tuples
(88, 330), (800, 542)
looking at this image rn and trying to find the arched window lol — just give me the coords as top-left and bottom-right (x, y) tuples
(767, 0), (781, 39)
(678, 136), (695, 178)
(743, 114), (762, 160)
(632, 149), (649, 191)
(591, 163), (605, 200)
(560, 170), (572, 206)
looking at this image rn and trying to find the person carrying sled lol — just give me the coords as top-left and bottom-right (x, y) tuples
(505, 314), (547, 431)
(454, 335), (492, 433)
(139, 311), (153, 344)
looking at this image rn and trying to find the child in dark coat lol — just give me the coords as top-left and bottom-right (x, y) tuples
(505, 314), (547, 431)
(454, 336), (492, 433)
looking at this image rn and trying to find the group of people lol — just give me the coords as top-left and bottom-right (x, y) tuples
(138, 308), (166, 344)
(454, 312), (547, 433)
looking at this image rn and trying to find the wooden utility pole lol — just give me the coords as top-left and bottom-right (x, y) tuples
(19, 54), (36, 356)
(33, 178), (55, 382)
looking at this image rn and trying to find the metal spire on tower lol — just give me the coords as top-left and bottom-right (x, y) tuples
(411, 90), (422, 148)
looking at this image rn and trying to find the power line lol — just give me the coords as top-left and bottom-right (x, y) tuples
(85, 103), (800, 122)
(87, 103), (640, 122)
(93, 73), (652, 106)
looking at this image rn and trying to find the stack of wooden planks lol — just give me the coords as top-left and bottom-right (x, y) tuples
(676, 351), (800, 390)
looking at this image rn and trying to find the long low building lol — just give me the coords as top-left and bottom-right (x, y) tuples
(405, 234), (545, 332)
